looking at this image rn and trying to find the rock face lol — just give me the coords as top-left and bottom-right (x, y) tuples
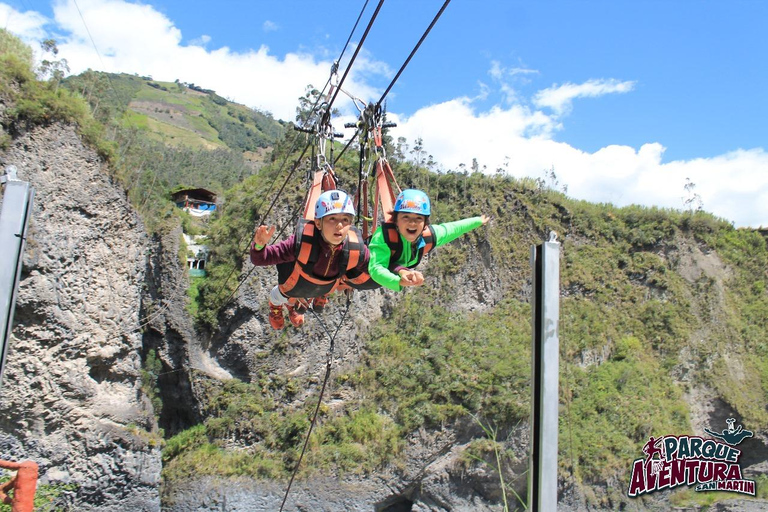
(0, 124), (161, 510)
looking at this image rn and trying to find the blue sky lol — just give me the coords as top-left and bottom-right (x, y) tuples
(2, 0), (767, 227)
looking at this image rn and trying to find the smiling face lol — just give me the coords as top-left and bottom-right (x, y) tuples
(396, 212), (427, 243)
(315, 213), (354, 246)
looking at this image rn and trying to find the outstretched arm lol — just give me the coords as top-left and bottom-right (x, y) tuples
(250, 229), (297, 266)
(430, 215), (488, 247)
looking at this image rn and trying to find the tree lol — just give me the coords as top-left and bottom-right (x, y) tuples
(410, 137), (426, 167)
(682, 177), (703, 212)
(38, 39), (69, 92)
(395, 136), (408, 162)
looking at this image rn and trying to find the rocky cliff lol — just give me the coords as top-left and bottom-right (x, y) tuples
(0, 123), (161, 511)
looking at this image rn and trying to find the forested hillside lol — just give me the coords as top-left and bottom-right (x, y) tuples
(60, 70), (288, 231)
(2, 28), (768, 510)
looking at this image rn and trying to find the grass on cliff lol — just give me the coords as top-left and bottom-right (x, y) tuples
(0, 30), (115, 159)
(161, 376), (402, 486)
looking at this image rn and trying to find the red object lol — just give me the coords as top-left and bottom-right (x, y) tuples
(373, 157), (401, 232)
(0, 460), (38, 512)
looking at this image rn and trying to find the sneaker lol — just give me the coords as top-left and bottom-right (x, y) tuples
(286, 304), (305, 327)
(312, 295), (329, 313)
(268, 302), (285, 330)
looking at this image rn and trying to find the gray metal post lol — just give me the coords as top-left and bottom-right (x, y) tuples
(529, 232), (560, 511)
(0, 166), (35, 385)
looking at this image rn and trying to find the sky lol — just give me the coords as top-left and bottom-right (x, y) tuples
(2, 0), (767, 227)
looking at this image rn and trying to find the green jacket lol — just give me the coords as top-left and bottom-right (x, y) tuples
(368, 216), (484, 291)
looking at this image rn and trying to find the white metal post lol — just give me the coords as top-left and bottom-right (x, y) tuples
(0, 166), (35, 385)
(529, 234), (560, 511)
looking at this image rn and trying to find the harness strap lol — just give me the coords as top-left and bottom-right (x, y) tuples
(381, 222), (435, 269)
(279, 220), (364, 297)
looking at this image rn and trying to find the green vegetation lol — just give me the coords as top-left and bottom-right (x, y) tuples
(464, 414), (527, 511)
(0, 30), (32, 63)
(0, 29), (114, 159)
(162, 377), (400, 485)
(61, 71), (287, 233)
(353, 294), (531, 432)
(141, 349), (164, 421)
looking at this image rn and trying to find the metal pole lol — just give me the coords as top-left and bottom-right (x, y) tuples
(529, 232), (560, 511)
(0, 166), (35, 386)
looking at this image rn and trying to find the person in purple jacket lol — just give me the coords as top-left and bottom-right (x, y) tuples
(250, 190), (370, 329)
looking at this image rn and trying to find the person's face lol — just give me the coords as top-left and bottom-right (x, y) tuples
(316, 214), (354, 246)
(396, 212), (426, 243)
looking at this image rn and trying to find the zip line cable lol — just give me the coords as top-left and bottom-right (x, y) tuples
(277, 3), (457, 507)
(334, 0), (452, 167)
(208, 142), (313, 312)
(219, 0), (374, 260)
(376, 0), (452, 108)
(70, 0), (128, 121)
(208, 0), (380, 313)
(72, 0), (109, 73)
(79, 0), (375, 322)
(337, 0), (373, 69)
(323, 0), (386, 116)
(226, 0), (455, 301)
(279, 295), (353, 512)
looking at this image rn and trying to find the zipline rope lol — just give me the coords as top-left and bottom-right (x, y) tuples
(208, 142), (314, 312)
(323, 0), (386, 116)
(376, 0), (451, 109)
(278, 294), (353, 512)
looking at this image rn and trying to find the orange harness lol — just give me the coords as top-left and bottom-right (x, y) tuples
(277, 220), (366, 298)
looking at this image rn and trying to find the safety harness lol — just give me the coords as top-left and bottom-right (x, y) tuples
(277, 219), (366, 298)
(344, 222), (435, 290)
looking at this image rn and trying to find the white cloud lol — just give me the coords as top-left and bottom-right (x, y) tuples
(188, 34), (211, 47)
(395, 95), (768, 227)
(488, 59), (538, 105)
(534, 78), (636, 115)
(38, 0), (387, 120)
(262, 20), (278, 33)
(1, 3), (49, 44)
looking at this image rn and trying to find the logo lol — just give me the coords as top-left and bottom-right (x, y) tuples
(627, 419), (756, 498)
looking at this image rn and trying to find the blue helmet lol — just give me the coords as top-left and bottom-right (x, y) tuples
(315, 190), (356, 219)
(394, 189), (430, 216)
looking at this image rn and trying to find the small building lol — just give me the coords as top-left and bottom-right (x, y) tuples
(184, 234), (209, 277)
(171, 188), (217, 217)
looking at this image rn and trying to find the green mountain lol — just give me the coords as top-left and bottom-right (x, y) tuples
(64, 71), (288, 155)
(55, 70), (292, 232)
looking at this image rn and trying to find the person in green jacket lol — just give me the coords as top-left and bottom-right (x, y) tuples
(367, 188), (489, 291)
